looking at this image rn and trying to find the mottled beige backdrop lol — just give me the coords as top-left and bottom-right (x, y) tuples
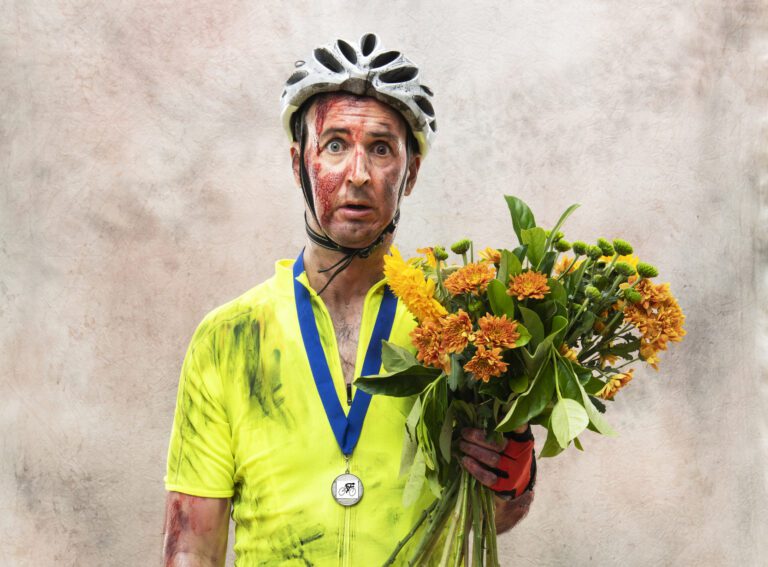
(2, 1), (766, 566)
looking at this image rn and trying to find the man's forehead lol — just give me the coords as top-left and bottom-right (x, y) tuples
(306, 92), (407, 136)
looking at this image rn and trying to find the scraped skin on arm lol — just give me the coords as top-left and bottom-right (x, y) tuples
(163, 491), (231, 567)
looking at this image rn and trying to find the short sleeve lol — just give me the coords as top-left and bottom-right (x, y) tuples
(164, 325), (235, 497)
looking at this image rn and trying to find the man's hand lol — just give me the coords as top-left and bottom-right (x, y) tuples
(163, 491), (230, 567)
(459, 424), (537, 533)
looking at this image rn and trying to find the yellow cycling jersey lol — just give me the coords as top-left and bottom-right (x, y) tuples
(165, 258), (435, 566)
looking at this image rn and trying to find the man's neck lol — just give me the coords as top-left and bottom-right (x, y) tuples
(303, 236), (392, 308)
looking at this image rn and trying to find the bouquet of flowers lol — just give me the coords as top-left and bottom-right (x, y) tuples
(354, 195), (687, 566)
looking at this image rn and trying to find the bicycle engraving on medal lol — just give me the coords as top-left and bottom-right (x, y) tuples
(332, 473), (363, 506)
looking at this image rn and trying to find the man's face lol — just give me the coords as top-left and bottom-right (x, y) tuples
(291, 93), (421, 249)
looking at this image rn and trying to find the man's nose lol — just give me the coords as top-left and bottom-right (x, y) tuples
(347, 147), (371, 187)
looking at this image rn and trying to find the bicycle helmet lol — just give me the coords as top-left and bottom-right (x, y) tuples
(280, 33), (437, 294)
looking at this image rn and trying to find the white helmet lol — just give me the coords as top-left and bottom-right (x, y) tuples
(280, 32), (436, 156)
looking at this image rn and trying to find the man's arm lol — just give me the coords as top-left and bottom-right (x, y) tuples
(163, 491), (231, 567)
(494, 489), (534, 534)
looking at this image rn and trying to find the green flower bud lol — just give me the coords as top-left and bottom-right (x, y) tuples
(553, 230), (564, 241)
(614, 262), (636, 277)
(544, 229), (551, 237)
(636, 262), (658, 278)
(572, 241), (588, 255)
(592, 274), (609, 290)
(624, 289), (642, 303)
(555, 239), (571, 252)
(469, 299), (484, 313)
(597, 238), (615, 257)
(450, 239), (471, 255)
(433, 246), (449, 261)
(613, 239), (633, 256)
(587, 245), (603, 260)
(585, 285), (601, 301)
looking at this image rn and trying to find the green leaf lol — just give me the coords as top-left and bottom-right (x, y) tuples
(498, 250), (522, 284)
(355, 366), (441, 397)
(518, 305), (544, 348)
(509, 374), (529, 394)
(538, 251), (558, 276)
(496, 360), (555, 432)
(505, 195), (537, 245)
(381, 340), (419, 373)
(565, 259), (590, 296)
(399, 398), (422, 477)
(521, 227), (547, 269)
(548, 278), (567, 306)
(567, 311), (595, 343)
(438, 405), (456, 463)
(447, 354), (464, 391)
(544, 203), (581, 251)
(548, 315), (569, 346)
(539, 419), (566, 458)
(571, 367), (618, 437)
(514, 323), (532, 348)
(573, 436), (584, 451)
(551, 398), (589, 448)
(487, 279), (515, 319)
(402, 448), (426, 507)
(512, 244), (528, 265)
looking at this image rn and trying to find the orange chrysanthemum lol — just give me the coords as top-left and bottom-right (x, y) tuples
(410, 320), (448, 371)
(475, 314), (520, 349)
(554, 255), (584, 276)
(598, 341), (619, 368)
(444, 262), (496, 296)
(464, 345), (508, 383)
(617, 276), (686, 371)
(440, 310), (474, 354)
(558, 343), (580, 363)
(384, 246), (447, 323)
(596, 369), (635, 400)
(507, 270), (550, 301)
(479, 247), (501, 265)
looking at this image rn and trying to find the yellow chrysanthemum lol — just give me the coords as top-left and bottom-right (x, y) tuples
(475, 314), (520, 349)
(617, 277), (686, 371)
(600, 253), (640, 268)
(479, 247), (501, 265)
(384, 246), (447, 323)
(598, 341), (619, 368)
(415, 247), (437, 268)
(440, 310), (474, 354)
(558, 343), (580, 363)
(596, 369), (635, 400)
(554, 255), (584, 276)
(444, 262), (496, 296)
(507, 270), (550, 301)
(464, 345), (508, 383)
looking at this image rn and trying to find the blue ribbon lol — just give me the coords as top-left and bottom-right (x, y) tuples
(293, 249), (397, 456)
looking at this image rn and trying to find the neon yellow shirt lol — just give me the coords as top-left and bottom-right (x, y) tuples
(165, 258), (434, 565)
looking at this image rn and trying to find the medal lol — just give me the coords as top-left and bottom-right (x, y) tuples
(293, 250), (397, 506)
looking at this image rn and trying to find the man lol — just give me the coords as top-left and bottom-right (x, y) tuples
(163, 33), (535, 566)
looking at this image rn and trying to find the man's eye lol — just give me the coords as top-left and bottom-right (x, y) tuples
(373, 143), (391, 156)
(327, 140), (344, 153)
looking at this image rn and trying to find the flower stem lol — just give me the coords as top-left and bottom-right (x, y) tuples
(382, 496), (441, 566)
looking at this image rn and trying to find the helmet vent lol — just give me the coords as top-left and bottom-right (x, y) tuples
(337, 40), (357, 64)
(314, 48), (344, 73)
(361, 33), (378, 56)
(421, 85), (434, 96)
(429, 120), (437, 132)
(379, 66), (418, 84)
(414, 95), (434, 117)
(371, 51), (400, 68)
(286, 70), (308, 85)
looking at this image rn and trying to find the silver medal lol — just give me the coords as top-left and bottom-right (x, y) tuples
(332, 472), (363, 506)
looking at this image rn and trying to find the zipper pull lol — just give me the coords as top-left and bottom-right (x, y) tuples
(346, 382), (353, 406)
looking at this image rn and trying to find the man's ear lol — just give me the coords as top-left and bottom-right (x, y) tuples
(404, 154), (422, 196)
(290, 142), (301, 188)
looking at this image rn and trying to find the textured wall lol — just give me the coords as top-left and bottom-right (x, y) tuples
(2, 1), (766, 565)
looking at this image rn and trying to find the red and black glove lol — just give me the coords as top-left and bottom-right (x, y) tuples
(459, 425), (537, 500)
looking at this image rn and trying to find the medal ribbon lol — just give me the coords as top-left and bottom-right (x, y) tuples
(293, 249), (397, 456)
